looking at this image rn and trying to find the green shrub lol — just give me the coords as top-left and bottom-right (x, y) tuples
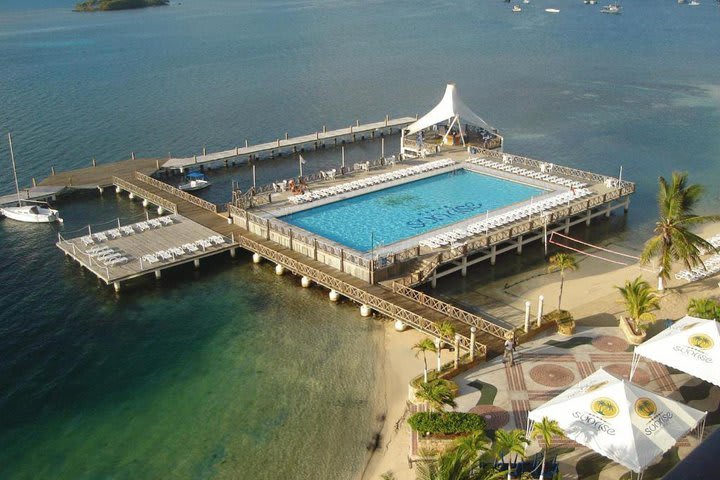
(408, 411), (486, 435)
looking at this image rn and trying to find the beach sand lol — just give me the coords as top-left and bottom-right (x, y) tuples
(361, 223), (720, 480)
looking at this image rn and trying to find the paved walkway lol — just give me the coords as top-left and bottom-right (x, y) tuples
(452, 325), (720, 479)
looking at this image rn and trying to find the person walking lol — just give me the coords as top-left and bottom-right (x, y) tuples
(503, 334), (517, 366)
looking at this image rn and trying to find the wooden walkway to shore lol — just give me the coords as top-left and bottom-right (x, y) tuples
(162, 116), (416, 170)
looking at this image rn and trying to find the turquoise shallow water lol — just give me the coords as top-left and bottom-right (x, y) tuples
(1, 0), (720, 478)
(283, 170), (544, 251)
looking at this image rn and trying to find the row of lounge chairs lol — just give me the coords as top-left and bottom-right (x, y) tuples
(419, 189), (592, 250)
(468, 158), (588, 189)
(85, 245), (130, 267)
(675, 254), (720, 282)
(80, 216), (175, 246)
(287, 159), (455, 205)
(140, 235), (227, 265)
(701, 233), (720, 254)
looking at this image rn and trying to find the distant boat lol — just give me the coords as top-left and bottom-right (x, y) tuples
(0, 133), (61, 224)
(523, 0), (530, 4)
(513, 4), (522, 12)
(545, 8), (560, 13)
(678, 0), (686, 3)
(688, 0), (700, 5)
(584, 0), (597, 4)
(601, 3), (622, 13)
(178, 171), (211, 191)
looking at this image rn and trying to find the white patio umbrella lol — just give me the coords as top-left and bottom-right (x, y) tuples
(630, 315), (720, 387)
(527, 369), (706, 479)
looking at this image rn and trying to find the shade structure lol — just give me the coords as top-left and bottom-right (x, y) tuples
(631, 315), (720, 387)
(404, 83), (494, 136)
(527, 369), (706, 474)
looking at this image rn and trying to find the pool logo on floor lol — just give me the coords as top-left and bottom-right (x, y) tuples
(405, 201), (483, 229)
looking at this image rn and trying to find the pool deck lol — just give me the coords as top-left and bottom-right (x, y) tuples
(239, 148), (633, 287)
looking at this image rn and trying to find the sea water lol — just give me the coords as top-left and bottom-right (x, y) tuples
(1, 0), (720, 478)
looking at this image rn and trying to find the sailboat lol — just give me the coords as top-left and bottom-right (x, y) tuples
(0, 133), (62, 223)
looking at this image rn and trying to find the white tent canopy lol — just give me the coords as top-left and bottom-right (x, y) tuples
(404, 83), (494, 137)
(630, 315), (720, 387)
(527, 369), (706, 475)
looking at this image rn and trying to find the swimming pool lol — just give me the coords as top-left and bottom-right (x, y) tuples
(281, 169), (545, 252)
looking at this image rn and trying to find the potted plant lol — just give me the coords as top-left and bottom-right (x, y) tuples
(616, 276), (660, 344)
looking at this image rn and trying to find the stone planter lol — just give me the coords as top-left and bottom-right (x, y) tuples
(619, 316), (647, 345)
(557, 320), (576, 336)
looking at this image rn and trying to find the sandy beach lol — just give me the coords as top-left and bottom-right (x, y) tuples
(361, 223), (720, 480)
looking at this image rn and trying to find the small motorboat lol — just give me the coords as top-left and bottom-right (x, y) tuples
(513, 4), (522, 11)
(545, 8), (560, 13)
(178, 171), (211, 191)
(688, 0), (700, 5)
(522, 0), (530, 3)
(601, 3), (622, 13)
(1, 133), (62, 224)
(1, 203), (61, 223)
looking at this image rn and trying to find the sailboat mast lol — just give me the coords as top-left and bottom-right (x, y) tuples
(7, 133), (22, 206)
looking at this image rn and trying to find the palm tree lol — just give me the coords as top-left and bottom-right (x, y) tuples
(640, 172), (720, 291)
(492, 429), (529, 480)
(379, 472), (396, 480)
(547, 253), (578, 311)
(530, 417), (564, 480)
(616, 276), (660, 331)
(454, 430), (491, 459)
(413, 338), (437, 383)
(416, 379), (457, 414)
(416, 447), (504, 480)
(688, 297), (720, 320)
(436, 320), (456, 371)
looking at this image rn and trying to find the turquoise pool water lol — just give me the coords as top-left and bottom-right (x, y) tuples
(281, 169), (545, 252)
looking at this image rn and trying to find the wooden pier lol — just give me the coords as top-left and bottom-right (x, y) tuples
(55, 167), (516, 357)
(47, 137), (632, 362)
(162, 116), (416, 171)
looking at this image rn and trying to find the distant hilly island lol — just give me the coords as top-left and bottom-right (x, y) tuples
(74, 0), (169, 12)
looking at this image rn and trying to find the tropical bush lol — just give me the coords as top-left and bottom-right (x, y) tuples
(408, 412), (487, 435)
(687, 297), (720, 320)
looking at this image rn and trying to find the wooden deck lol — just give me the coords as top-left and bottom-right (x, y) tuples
(162, 116), (416, 170)
(39, 158), (161, 189)
(58, 214), (237, 284)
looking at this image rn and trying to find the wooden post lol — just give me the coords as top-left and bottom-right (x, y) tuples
(32, 177), (37, 187)
(537, 295), (544, 327)
(92, 157), (97, 167)
(51, 166), (56, 176)
(285, 132), (289, 140)
(454, 334), (461, 368)
(245, 139), (249, 148)
(131, 152), (135, 160)
(524, 301), (531, 333)
(202, 146), (206, 156)
(470, 327), (476, 361)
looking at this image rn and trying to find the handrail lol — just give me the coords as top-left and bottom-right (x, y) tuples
(236, 234), (486, 356)
(392, 283), (512, 340)
(112, 176), (178, 214)
(134, 172), (217, 213)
